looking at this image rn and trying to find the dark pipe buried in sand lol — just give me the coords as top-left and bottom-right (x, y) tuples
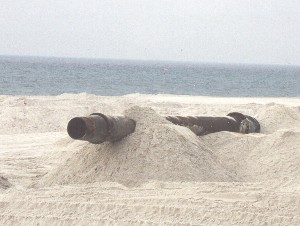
(166, 112), (260, 135)
(67, 114), (136, 144)
(67, 112), (260, 143)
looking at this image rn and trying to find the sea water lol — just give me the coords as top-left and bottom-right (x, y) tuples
(0, 56), (299, 97)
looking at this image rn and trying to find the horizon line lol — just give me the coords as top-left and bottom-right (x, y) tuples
(0, 54), (299, 68)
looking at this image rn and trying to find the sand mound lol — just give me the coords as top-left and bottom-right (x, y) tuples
(38, 106), (234, 187)
(250, 130), (300, 187)
(256, 103), (300, 134)
(200, 129), (300, 188)
(37, 104), (300, 188)
(0, 176), (11, 190)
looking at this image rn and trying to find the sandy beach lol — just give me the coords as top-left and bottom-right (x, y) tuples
(1, 93), (300, 225)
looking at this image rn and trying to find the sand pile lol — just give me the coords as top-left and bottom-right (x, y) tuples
(37, 103), (300, 188)
(0, 176), (11, 190)
(38, 106), (234, 187)
(2, 94), (300, 189)
(256, 103), (300, 134)
(201, 129), (300, 188)
(191, 104), (300, 189)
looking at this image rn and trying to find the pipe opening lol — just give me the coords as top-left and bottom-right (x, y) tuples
(67, 117), (87, 139)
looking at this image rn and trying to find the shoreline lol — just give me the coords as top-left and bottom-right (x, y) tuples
(2, 93), (300, 101)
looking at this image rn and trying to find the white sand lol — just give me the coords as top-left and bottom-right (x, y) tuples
(0, 93), (300, 225)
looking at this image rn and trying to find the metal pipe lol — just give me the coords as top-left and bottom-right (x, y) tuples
(67, 112), (260, 143)
(67, 113), (136, 144)
(166, 112), (260, 136)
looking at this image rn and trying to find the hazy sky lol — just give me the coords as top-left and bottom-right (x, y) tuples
(1, 0), (300, 65)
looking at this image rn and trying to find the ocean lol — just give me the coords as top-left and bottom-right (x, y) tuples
(0, 56), (299, 97)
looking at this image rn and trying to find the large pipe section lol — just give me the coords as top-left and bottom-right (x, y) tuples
(67, 112), (260, 144)
(67, 113), (136, 144)
(166, 112), (260, 136)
